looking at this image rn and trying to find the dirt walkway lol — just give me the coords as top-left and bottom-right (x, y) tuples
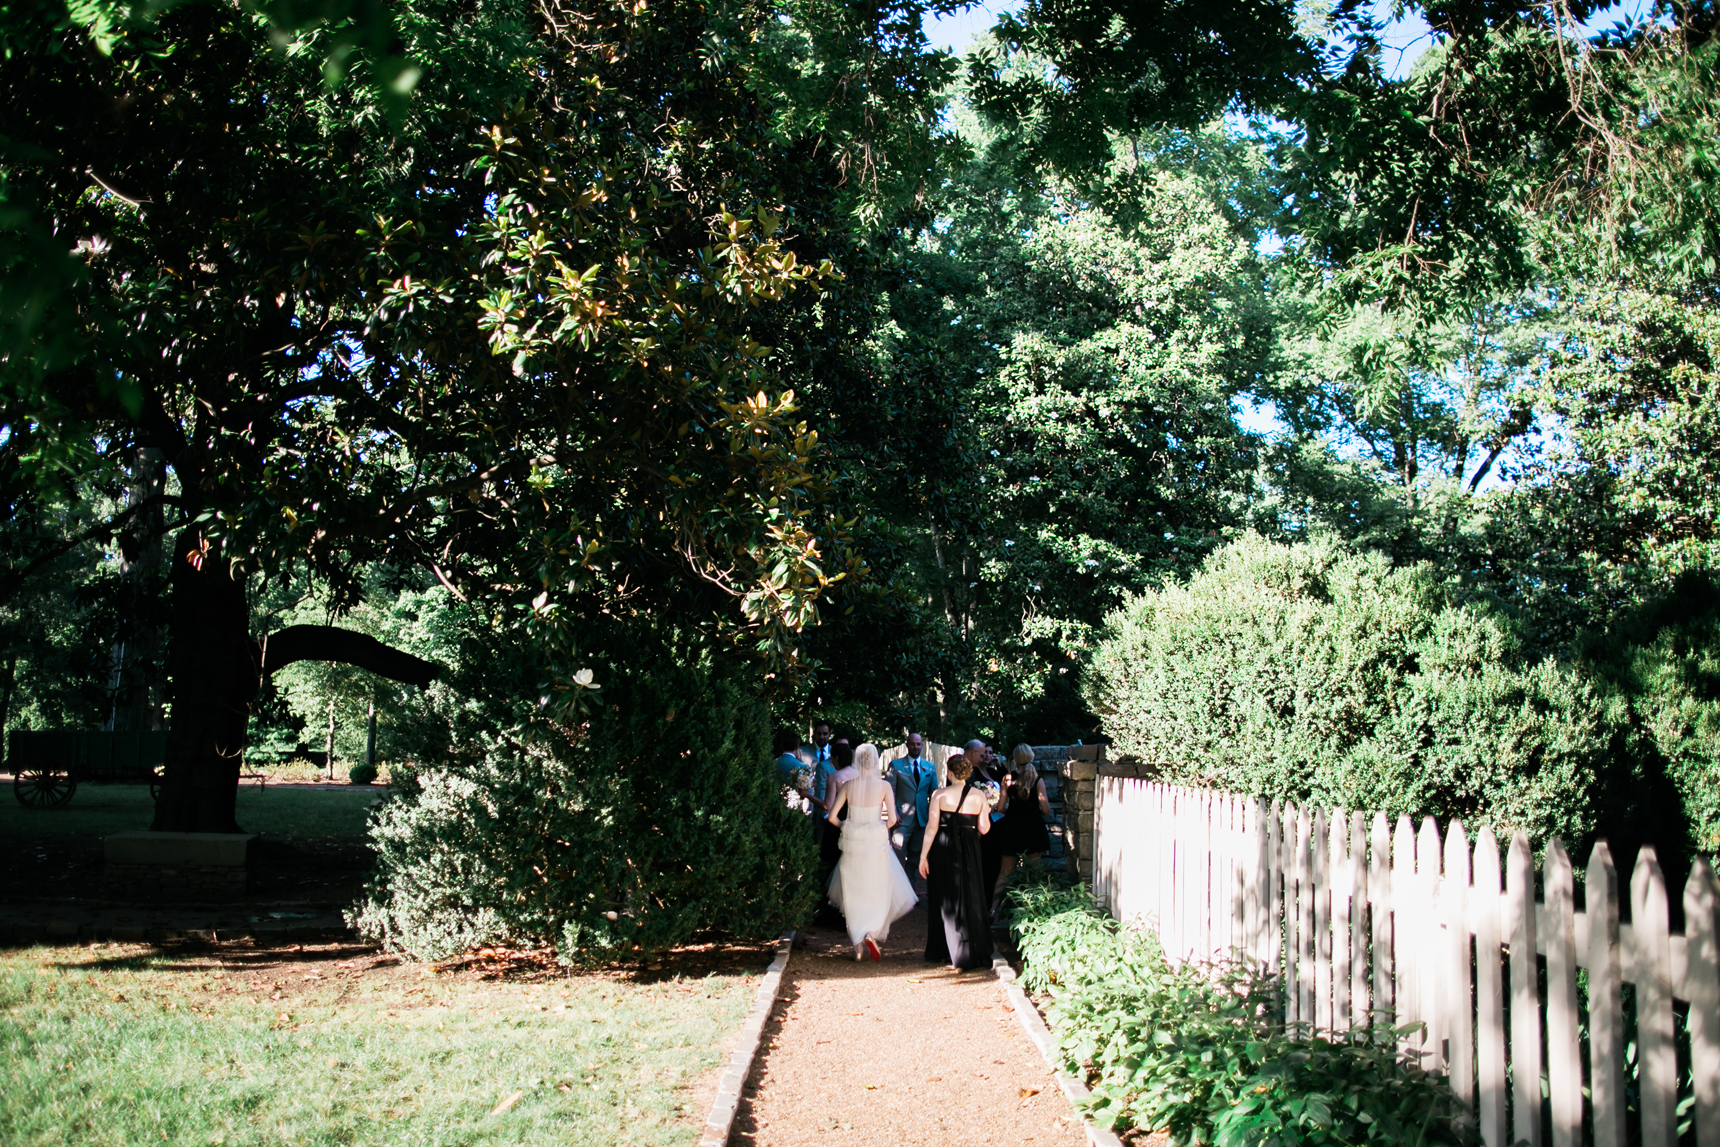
(730, 903), (1089, 1146)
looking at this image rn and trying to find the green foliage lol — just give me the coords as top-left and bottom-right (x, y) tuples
(1009, 884), (1465, 1145)
(352, 618), (816, 962)
(1086, 534), (1609, 845)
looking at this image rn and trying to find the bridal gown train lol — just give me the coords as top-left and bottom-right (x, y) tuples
(827, 810), (918, 948)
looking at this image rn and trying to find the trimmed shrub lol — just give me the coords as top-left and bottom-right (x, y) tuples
(1085, 534), (1609, 846)
(350, 620), (816, 962)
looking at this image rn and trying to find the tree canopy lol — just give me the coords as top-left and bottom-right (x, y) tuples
(5, 0), (1720, 948)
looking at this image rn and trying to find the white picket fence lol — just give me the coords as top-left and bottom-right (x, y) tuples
(1092, 777), (1720, 1147)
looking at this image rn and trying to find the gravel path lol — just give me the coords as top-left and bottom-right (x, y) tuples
(730, 903), (1089, 1146)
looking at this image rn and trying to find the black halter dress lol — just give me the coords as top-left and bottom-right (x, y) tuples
(924, 780), (994, 969)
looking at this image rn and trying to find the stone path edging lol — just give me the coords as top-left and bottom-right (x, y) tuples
(697, 932), (794, 1147)
(992, 954), (1125, 1147)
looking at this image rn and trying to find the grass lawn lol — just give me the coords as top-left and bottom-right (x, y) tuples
(1, 938), (768, 1146)
(0, 785), (378, 844)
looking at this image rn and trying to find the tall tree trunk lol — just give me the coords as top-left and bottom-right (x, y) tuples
(325, 699), (337, 782)
(149, 529), (441, 833)
(150, 528), (259, 833)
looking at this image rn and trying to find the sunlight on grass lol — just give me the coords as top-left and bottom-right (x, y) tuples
(0, 943), (760, 1146)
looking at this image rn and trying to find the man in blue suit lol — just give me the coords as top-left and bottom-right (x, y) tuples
(889, 732), (938, 894)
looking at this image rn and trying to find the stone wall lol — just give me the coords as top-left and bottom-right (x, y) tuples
(1038, 744), (1104, 883)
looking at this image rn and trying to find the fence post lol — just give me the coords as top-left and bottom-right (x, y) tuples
(1544, 838), (1582, 1147)
(1587, 841), (1626, 1147)
(1506, 831), (1543, 1147)
(1630, 847), (1676, 1147)
(1472, 826), (1506, 1147)
(1684, 858), (1720, 1147)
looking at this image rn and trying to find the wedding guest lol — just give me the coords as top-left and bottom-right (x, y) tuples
(807, 721), (836, 805)
(918, 747), (993, 969)
(992, 744), (1052, 916)
(816, 741), (855, 922)
(972, 739), (1009, 907)
(889, 733), (938, 892)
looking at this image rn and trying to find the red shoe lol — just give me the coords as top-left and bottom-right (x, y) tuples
(863, 936), (882, 962)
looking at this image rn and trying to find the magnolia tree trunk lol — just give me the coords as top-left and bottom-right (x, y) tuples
(150, 531), (438, 834)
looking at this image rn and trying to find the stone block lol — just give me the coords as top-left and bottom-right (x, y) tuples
(1071, 790), (1095, 812)
(105, 831), (257, 867)
(1098, 762), (1137, 778)
(1066, 760), (1098, 782)
(103, 832), (256, 902)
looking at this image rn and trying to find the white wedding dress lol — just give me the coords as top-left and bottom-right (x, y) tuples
(827, 785), (918, 949)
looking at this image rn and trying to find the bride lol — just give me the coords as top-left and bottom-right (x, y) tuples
(825, 743), (918, 961)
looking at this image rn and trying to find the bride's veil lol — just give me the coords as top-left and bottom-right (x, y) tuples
(854, 742), (881, 778)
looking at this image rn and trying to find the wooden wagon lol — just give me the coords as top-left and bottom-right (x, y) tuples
(8, 730), (167, 808)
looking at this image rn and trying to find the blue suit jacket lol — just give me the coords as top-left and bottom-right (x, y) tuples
(889, 756), (938, 826)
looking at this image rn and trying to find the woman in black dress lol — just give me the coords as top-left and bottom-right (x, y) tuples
(917, 747), (993, 969)
(992, 746), (1053, 916)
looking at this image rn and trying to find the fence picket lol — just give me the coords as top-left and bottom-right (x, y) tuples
(1586, 841), (1625, 1147)
(1313, 806), (1332, 1032)
(1293, 808), (1307, 1024)
(1250, 798), (1270, 967)
(1332, 809), (1353, 1033)
(1443, 821), (1474, 1109)
(1393, 815), (1418, 1054)
(1369, 812), (1392, 1030)
(1349, 811), (1369, 1029)
(1417, 817), (1443, 1063)
(1685, 858), (1720, 1147)
(1630, 848), (1676, 1147)
(1506, 831), (1542, 1147)
(1472, 826), (1506, 1147)
(1544, 839), (1581, 1147)
(1268, 798), (1283, 979)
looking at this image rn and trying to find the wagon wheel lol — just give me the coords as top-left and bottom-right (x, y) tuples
(12, 761), (77, 808)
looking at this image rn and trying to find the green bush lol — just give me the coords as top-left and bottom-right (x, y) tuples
(1009, 885), (1465, 1146)
(346, 762), (378, 785)
(1085, 534), (1609, 846)
(350, 619), (817, 962)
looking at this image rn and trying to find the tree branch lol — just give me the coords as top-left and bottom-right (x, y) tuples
(0, 494), (182, 605)
(260, 625), (440, 686)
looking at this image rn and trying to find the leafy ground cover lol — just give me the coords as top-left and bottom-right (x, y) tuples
(1009, 881), (1465, 1146)
(0, 937), (769, 1147)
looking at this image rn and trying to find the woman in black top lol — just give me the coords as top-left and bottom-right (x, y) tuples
(917, 749), (993, 969)
(992, 746), (1053, 916)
